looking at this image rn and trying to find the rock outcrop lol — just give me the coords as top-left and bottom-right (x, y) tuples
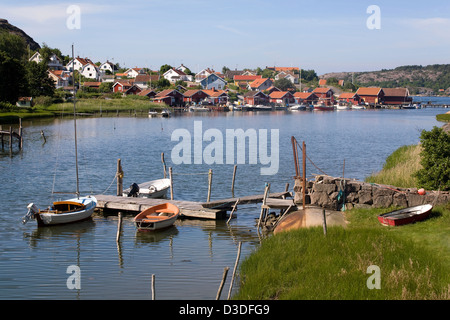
(0, 19), (40, 51)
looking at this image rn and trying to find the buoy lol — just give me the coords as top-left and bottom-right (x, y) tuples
(418, 188), (426, 195)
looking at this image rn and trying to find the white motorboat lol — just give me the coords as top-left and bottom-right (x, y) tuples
(123, 178), (171, 199)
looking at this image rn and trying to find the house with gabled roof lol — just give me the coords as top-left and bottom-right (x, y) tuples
(248, 78), (273, 91)
(138, 88), (158, 98)
(80, 63), (100, 80)
(99, 61), (118, 74)
(154, 89), (184, 106)
(200, 73), (227, 90)
(48, 70), (70, 88)
(269, 91), (295, 105)
(66, 56), (95, 71)
(195, 68), (215, 82)
(275, 71), (299, 84)
(382, 88), (412, 105)
(163, 68), (192, 83)
(30, 52), (64, 70)
(233, 75), (262, 89)
(202, 89), (228, 104)
(125, 67), (145, 78)
(355, 87), (384, 105)
(244, 91), (269, 106)
(338, 92), (362, 105)
(183, 90), (209, 104)
(313, 87), (335, 105)
(293, 92), (318, 105)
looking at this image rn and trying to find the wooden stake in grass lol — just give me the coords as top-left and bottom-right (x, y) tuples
(216, 267), (229, 300)
(227, 242), (242, 300)
(322, 209), (327, 236)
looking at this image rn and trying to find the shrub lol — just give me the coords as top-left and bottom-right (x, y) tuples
(415, 126), (450, 191)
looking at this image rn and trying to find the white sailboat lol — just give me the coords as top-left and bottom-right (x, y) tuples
(23, 45), (97, 227)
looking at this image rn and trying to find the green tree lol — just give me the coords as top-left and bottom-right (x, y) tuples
(415, 127), (450, 190)
(273, 78), (295, 91)
(301, 69), (318, 82)
(155, 77), (171, 89)
(0, 32), (28, 103)
(26, 60), (55, 97)
(160, 64), (172, 74)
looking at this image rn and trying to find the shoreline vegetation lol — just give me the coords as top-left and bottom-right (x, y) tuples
(235, 128), (450, 300)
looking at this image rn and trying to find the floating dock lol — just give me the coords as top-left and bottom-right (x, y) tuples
(94, 191), (292, 220)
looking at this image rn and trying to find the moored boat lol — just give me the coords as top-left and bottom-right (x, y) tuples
(23, 196), (97, 226)
(123, 178), (171, 198)
(134, 203), (180, 231)
(377, 204), (433, 226)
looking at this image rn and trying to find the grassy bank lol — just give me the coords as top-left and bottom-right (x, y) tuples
(436, 113), (450, 122)
(365, 145), (422, 188)
(0, 98), (166, 124)
(235, 204), (450, 300)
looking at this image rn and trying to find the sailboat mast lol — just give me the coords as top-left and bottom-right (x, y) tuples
(72, 44), (80, 198)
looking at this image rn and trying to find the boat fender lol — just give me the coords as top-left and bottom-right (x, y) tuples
(128, 183), (140, 197)
(149, 185), (157, 193)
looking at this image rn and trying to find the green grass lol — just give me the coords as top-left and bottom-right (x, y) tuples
(0, 98), (167, 124)
(365, 145), (422, 188)
(436, 113), (450, 122)
(235, 204), (450, 300)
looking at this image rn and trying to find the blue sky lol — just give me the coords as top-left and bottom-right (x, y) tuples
(1, 0), (450, 74)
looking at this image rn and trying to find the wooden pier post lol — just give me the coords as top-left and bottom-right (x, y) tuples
(9, 126), (12, 152)
(19, 118), (23, 149)
(116, 212), (123, 242)
(207, 169), (213, 202)
(169, 167), (173, 200)
(0, 125), (3, 149)
(161, 152), (167, 178)
(258, 183), (270, 229)
(302, 141), (306, 210)
(117, 159), (123, 196)
(151, 274), (155, 300)
(231, 165), (237, 196)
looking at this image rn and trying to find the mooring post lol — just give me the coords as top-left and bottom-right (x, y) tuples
(151, 274), (155, 300)
(117, 159), (123, 196)
(116, 212), (123, 242)
(161, 152), (167, 178)
(207, 169), (213, 202)
(231, 165), (237, 196)
(169, 167), (173, 200)
(9, 126), (12, 152)
(0, 125), (4, 149)
(302, 141), (306, 210)
(258, 183), (270, 229)
(19, 118), (23, 149)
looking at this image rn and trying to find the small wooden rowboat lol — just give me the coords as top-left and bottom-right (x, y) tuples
(377, 204), (433, 226)
(134, 203), (180, 231)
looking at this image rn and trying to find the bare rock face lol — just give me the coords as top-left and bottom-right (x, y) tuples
(0, 19), (41, 51)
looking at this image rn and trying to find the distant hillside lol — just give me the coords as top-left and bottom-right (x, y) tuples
(321, 64), (450, 94)
(0, 18), (40, 51)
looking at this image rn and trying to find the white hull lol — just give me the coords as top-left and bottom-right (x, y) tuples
(38, 196), (97, 226)
(123, 178), (171, 198)
(135, 215), (177, 231)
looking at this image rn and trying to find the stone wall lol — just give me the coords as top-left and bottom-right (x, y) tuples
(294, 175), (450, 210)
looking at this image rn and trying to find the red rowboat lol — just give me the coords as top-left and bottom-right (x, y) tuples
(134, 203), (180, 231)
(377, 204), (433, 226)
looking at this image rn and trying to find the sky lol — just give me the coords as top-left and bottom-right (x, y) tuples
(1, 0), (450, 75)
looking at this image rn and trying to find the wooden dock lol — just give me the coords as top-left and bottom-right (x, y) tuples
(94, 191), (293, 220)
(95, 194), (227, 219)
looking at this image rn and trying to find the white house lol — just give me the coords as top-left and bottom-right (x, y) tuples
(275, 71), (299, 84)
(48, 70), (70, 88)
(99, 61), (117, 74)
(163, 68), (192, 83)
(29, 52), (63, 70)
(66, 57), (95, 72)
(195, 68), (214, 82)
(80, 63), (100, 80)
(125, 67), (145, 78)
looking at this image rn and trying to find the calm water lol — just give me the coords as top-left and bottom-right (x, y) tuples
(0, 101), (448, 299)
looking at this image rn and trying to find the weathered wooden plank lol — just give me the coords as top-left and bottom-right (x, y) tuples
(201, 191), (292, 208)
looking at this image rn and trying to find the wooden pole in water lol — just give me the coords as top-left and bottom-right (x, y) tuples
(216, 267), (229, 300)
(9, 126), (12, 152)
(0, 125), (4, 149)
(207, 169), (213, 202)
(116, 212), (123, 242)
(151, 274), (155, 300)
(169, 167), (173, 200)
(258, 183), (270, 229)
(226, 198), (240, 224)
(227, 242), (242, 300)
(231, 165), (237, 196)
(117, 159), (123, 196)
(302, 141), (306, 210)
(161, 152), (167, 178)
(18, 118), (23, 149)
